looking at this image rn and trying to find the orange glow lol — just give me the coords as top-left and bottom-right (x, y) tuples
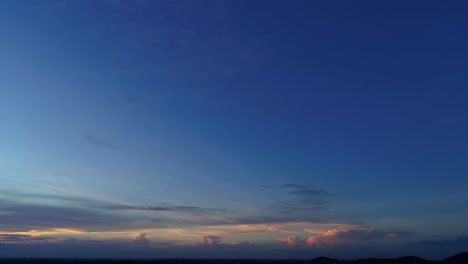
(53, 228), (86, 234)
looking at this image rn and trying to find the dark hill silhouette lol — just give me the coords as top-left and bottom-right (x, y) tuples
(396, 256), (429, 263)
(352, 258), (429, 264)
(311, 257), (335, 264)
(443, 252), (468, 263)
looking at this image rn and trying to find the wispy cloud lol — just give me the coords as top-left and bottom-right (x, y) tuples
(281, 184), (328, 196)
(0, 201), (133, 232)
(280, 183), (328, 204)
(124, 96), (141, 103)
(83, 135), (114, 148)
(105, 204), (224, 215)
(0, 191), (232, 233)
(260, 183), (331, 217)
(1, 190), (107, 205)
(0, 234), (57, 244)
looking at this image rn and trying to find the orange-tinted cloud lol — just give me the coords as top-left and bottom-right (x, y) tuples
(279, 236), (303, 247)
(130, 233), (150, 246)
(306, 228), (411, 247)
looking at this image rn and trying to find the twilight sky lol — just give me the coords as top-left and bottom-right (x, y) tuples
(1, 0), (468, 260)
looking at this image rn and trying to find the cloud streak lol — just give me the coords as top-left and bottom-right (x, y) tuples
(306, 228), (412, 247)
(281, 184), (328, 196)
(0, 234), (57, 244)
(124, 96), (141, 103)
(83, 135), (114, 148)
(260, 183), (332, 217)
(105, 204), (224, 215)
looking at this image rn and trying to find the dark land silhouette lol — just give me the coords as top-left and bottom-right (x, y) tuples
(0, 252), (467, 264)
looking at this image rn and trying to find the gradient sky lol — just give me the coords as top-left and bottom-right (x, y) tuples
(1, 0), (468, 260)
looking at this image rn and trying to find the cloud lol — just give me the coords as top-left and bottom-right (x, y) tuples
(83, 135), (114, 148)
(263, 183), (328, 196)
(281, 184), (327, 195)
(0, 234), (56, 244)
(208, 215), (330, 226)
(0, 190), (362, 242)
(0, 234), (31, 241)
(279, 236), (304, 247)
(258, 183), (332, 217)
(306, 228), (412, 247)
(124, 96), (141, 103)
(130, 233), (150, 247)
(264, 183), (330, 212)
(203, 236), (222, 246)
(0, 194), (174, 232)
(1, 190), (106, 205)
(0, 202), (126, 232)
(0, 191), (230, 232)
(105, 204), (224, 215)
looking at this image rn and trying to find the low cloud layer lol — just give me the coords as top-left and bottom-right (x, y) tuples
(0, 187), (361, 233)
(0, 188), (419, 258)
(306, 228), (412, 247)
(0, 234), (55, 244)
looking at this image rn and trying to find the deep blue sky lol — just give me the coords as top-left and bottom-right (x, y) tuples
(1, 0), (468, 260)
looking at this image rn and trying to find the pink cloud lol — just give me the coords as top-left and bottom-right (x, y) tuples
(203, 235), (222, 245)
(279, 236), (303, 247)
(306, 228), (410, 247)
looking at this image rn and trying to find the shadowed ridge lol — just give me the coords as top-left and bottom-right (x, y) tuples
(443, 252), (468, 263)
(355, 258), (389, 264)
(396, 256), (430, 263)
(353, 258), (428, 264)
(311, 256), (337, 264)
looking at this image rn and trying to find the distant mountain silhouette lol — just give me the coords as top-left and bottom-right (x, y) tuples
(396, 256), (429, 263)
(311, 257), (335, 264)
(349, 257), (429, 264)
(443, 252), (468, 263)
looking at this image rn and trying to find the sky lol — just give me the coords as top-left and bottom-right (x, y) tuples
(0, 0), (468, 260)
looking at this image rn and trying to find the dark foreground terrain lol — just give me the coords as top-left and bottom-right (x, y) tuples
(0, 252), (467, 264)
